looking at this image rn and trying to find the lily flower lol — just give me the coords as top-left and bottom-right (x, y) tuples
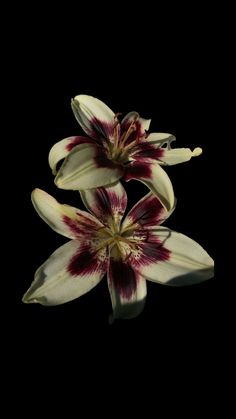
(23, 185), (214, 321)
(49, 95), (202, 211)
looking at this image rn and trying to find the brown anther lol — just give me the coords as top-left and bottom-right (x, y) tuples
(119, 120), (137, 147)
(113, 120), (120, 129)
(114, 112), (123, 120)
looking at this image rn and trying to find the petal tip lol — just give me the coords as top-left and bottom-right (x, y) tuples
(209, 257), (215, 275)
(71, 97), (78, 105)
(31, 188), (42, 202)
(73, 94), (89, 104)
(193, 147), (202, 157)
(22, 294), (27, 303)
(54, 174), (63, 189)
(22, 291), (35, 304)
(71, 98), (79, 113)
(31, 188), (50, 204)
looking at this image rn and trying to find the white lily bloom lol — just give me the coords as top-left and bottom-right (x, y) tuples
(49, 95), (202, 211)
(23, 185), (214, 321)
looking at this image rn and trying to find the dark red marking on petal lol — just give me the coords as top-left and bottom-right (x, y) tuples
(94, 146), (123, 170)
(130, 237), (171, 271)
(124, 161), (152, 181)
(109, 259), (137, 299)
(63, 215), (98, 237)
(90, 117), (115, 141)
(132, 144), (165, 160)
(63, 216), (81, 236)
(95, 188), (111, 215)
(66, 136), (95, 152)
(108, 191), (127, 217)
(127, 194), (165, 227)
(67, 244), (106, 277)
(93, 188), (126, 222)
(120, 116), (144, 145)
(142, 242), (170, 262)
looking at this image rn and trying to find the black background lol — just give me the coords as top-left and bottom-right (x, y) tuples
(5, 8), (221, 401)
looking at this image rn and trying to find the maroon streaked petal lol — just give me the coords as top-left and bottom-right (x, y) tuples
(23, 240), (108, 306)
(129, 229), (171, 273)
(147, 133), (176, 146)
(130, 142), (165, 160)
(63, 210), (103, 239)
(124, 160), (175, 212)
(80, 182), (127, 227)
(71, 94), (116, 142)
(65, 136), (95, 151)
(121, 111), (139, 133)
(124, 159), (153, 180)
(48, 136), (95, 175)
(107, 245), (147, 320)
(67, 240), (108, 277)
(31, 188), (103, 240)
(88, 117), (116, 143)
(131, 229), (214, 286)
(94, 146), (123, 170)
(122, 191), (173, 230)
(120, 112), (151, 145)
(55, 143), (124, 190)
(144, 134), (203, 166)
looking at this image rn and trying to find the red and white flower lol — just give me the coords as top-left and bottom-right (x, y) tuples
(49, 95), (202, 211)
(23, 185), (214, 321)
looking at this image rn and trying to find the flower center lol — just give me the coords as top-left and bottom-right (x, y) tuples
(105, 116), (143, 164)
(96, 223), (145, 260)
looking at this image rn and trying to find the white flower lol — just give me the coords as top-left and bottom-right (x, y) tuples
(23, 185), (214, 321)
(49, 95), (202, 211)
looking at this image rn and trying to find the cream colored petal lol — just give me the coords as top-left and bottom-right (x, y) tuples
(23, 240), (107, 305)
(55, 143), (124, 190)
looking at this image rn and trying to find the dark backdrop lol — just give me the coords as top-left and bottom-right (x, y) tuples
(6, 10), (219, 394)
(13, 64), (216, 330)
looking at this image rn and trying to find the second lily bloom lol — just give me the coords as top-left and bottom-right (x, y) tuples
(23, 184), (214, 321)
(49, 95), (202, 211)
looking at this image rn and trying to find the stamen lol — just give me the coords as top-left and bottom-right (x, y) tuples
(115, 239), (125, 256)
(97, 226), (113, 237)
(95, 225), (144, 260)
(119, 120), (137, 148)
(95, 237), (114, 252)
(114, 112), (123, 121)
(122, 138), (141, 152)
(112, 113), (122, 153)
(119, 236), (136, 247)
(121, 223), (139, 234)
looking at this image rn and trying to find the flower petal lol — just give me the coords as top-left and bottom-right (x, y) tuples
(121, 111), (151, 137)
(130, 142), (166, 161)
(158, 147), (203, 166)
(22, 239), (108, 306)
(147, 132), (176, 146)
(122, 192), (175, 231)
(48, 136), (95, 175)
(131, 228), (214, 286)
(71, 94), (115, 141)
(55, 143), (124, 190)
(124, 160), (175, 212)
(129, 132), (176, 160)
(107, 245), (147, 321)
(32, 189), (103, 239)
(80, 181), (127, 227)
